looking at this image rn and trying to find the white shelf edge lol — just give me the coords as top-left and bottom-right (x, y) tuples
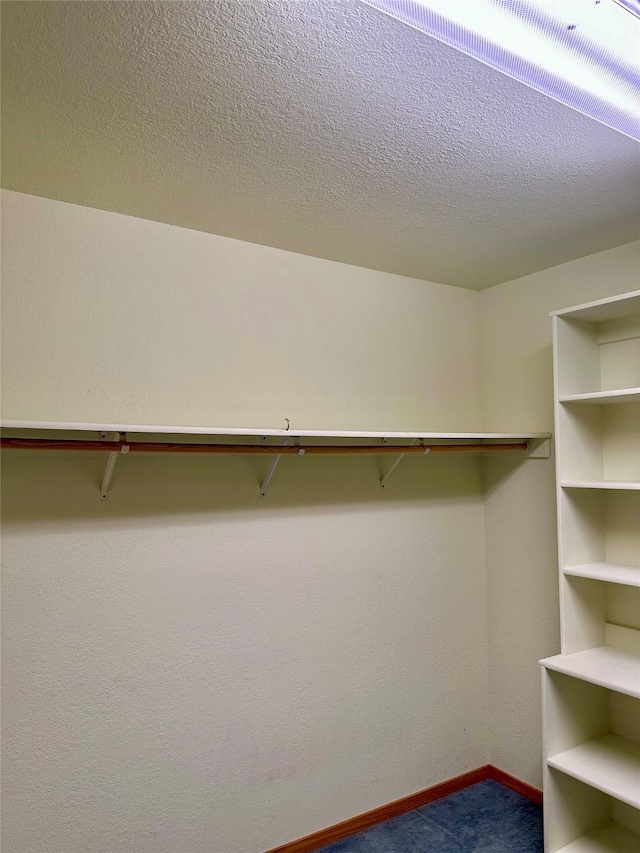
(563, 562), (640, 588)
(551, 290), (640, 320)
(547, 733), (640, 809)
(0, 420), (552, 441)
(559, 388), (640, 405)
(541, 642), (640, 699)
(561, 480), (640, 491)
(557, 822), (640, 853)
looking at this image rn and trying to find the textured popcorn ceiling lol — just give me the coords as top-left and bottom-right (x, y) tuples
(2, 0), (639, 289)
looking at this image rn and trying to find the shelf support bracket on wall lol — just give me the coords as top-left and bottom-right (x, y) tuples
(260, 437), (294, 499)
(525, 436), (551, 458)
(380, 438), (426, 489)
(100, 433), (129, 500)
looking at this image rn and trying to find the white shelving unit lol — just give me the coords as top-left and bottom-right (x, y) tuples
(541, 291), (640, 852)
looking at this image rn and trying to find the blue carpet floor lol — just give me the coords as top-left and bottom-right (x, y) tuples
(317, 780), (543, 853)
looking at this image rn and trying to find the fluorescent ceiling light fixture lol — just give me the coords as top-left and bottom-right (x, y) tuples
(614, 0), (640, 17)
(361, 0), (640, 140)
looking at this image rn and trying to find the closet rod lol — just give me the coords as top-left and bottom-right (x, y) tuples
(0, 438), (528, 455)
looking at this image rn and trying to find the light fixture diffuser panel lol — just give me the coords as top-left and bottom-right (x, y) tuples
(361, 0), (640, 141)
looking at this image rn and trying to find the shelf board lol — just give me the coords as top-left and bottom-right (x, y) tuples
(0, 420), (551, 442)
(563, 562), (640, 588)
(547, 734), (640, 809)
(1, 422), (552, 499)
(561, 480), (640, 491)
(541, 645), (640, 699)
(559, 389), (640, 405)
(551, 291), (640, 323)
(558, 822), (640, 853)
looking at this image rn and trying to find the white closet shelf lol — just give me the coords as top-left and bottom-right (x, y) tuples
(541, 646), (640, 699)
(547, 734), (640, 809)
(561, 480), (640, 491)
(557, 823), (640, 853)
(1, 422), (551, 500)
(563, 562), (640, 588)
(559, 389), (640, 405)
(0, 420), (551, 441)
(551, 290), (640, 322)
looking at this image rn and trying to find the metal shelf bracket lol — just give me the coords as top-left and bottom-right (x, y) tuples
(100, 433), (129, 500)
(380, 438), (426, 489)
(525, 437), (551, 458)
(260, 437), (293, 499)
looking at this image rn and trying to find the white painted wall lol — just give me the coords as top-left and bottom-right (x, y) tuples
(5, 189), (635, 850)
(1, 191), (481, 432)
(480, 241), (640, 789)
(1, 191), (488, 853)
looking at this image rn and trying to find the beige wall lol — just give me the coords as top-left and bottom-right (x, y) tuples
(1, 191), (481, 432)
(1, 191), (488, 853)
(3, 188), (637, 849)
(480, 240), (640, 788)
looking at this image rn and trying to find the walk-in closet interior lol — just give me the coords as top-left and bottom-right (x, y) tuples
(1, 2), (639, 852)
